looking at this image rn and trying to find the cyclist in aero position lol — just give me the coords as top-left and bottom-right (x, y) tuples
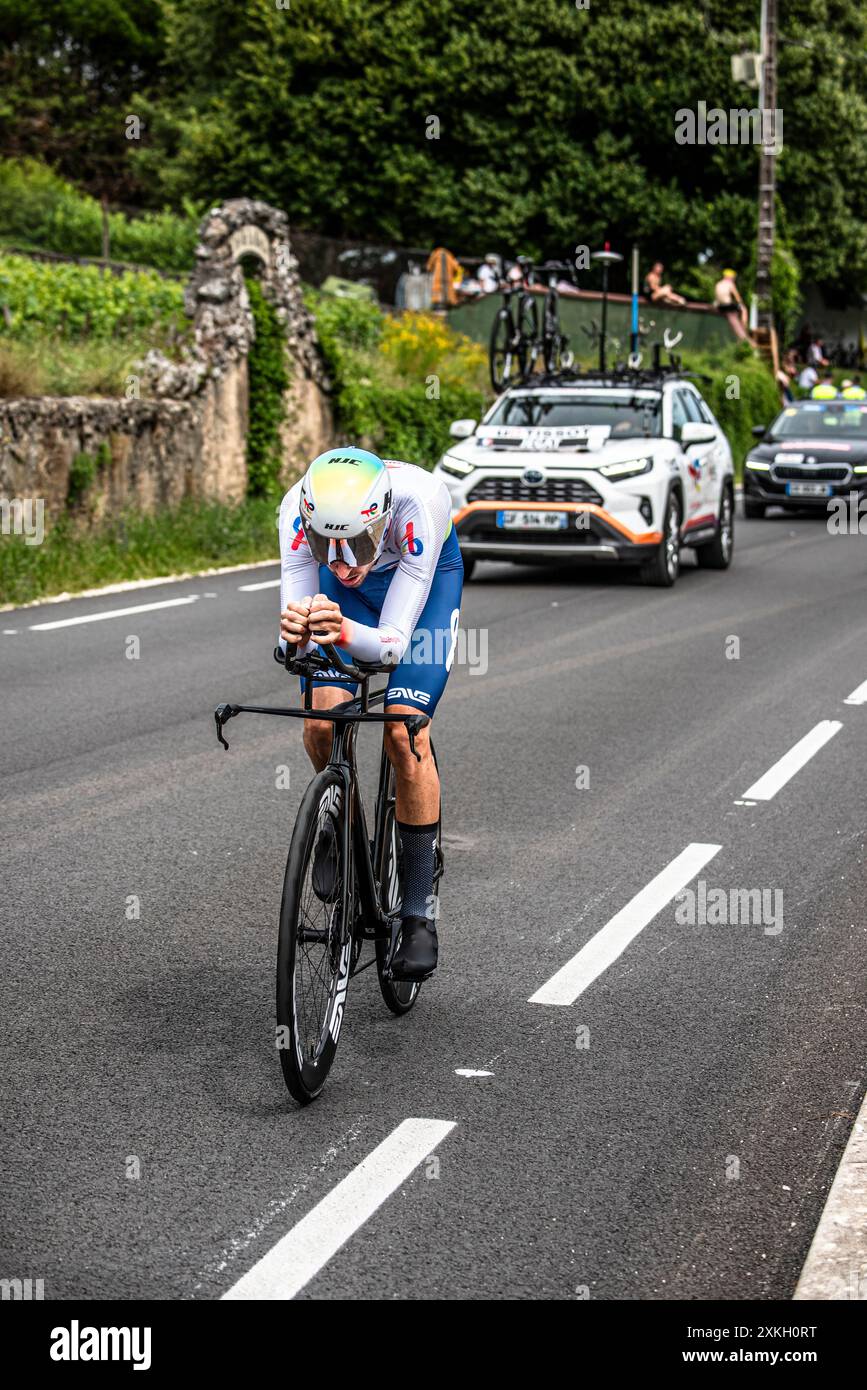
(278, 447), (463, 980)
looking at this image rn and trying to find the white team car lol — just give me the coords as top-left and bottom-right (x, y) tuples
(433, 372), (735, 586)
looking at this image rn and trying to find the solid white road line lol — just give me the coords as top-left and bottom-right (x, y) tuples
(529, 842), (721, 1007)
(844, 678), (867, 706)
(741, 720), (843, 802)
(793, 1091), (867, 1300)
(238, 578), (281, 592)
(29, 594), (200, 631)
(221, 1118), (455, 1300)
(0, 557), (280, 614)
(455, 1069), (494, 1078)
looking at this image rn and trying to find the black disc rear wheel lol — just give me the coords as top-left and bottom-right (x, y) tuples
(277, 770), (353, 1104)
(376, 762), (422, 1015)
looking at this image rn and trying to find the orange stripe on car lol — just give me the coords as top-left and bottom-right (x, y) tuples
(450, 500), (663, 546)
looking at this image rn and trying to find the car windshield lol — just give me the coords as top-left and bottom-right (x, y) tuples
(486, 393), (662, 438)
(769, 401), (867, 440)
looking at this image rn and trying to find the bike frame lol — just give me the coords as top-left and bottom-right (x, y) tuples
(214, 641), (430, 969)
(323, 693), (397, 954)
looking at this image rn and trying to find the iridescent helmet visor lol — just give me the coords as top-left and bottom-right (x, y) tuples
(303, 512), (390, 568)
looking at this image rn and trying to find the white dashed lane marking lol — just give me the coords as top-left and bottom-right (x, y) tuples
(843, 678), (867, 706)
(29, 595), (200, 631)
(529, 843), (721, 1007)
(740, 720), (842, 802)
(221, 1118), (456, 1300)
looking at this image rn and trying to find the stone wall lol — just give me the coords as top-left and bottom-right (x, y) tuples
(0, 396), (203, 523)
(1, 198), (334, 522)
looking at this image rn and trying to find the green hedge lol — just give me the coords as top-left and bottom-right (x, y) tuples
(690, 344), (782, 473)
(335, 377), (488, 469)
(0, 252), (187, 339)
(310, 290), (489, 468)
(0, 159), (198, 273)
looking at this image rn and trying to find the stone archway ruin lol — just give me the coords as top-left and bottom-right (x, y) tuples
(0, 200), (335, 531)
(145, 197), (333, 497)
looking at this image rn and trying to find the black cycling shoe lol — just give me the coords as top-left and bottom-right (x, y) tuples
(311, 815), (340, 903)
(389, 915), (438, 980)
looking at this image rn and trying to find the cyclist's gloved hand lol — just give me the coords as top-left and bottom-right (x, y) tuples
(280, 596), (313, 648)
(308, 593), (344, 645)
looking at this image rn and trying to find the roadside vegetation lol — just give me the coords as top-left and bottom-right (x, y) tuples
(0, 158), (197, 273)
(0, 251), (189, 397)
(0, 497), (280, 609)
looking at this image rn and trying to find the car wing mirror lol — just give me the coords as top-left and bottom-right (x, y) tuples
(680, 422), (717, 446)
(449, 418), (477, 439)
(752, 424), (768, 438)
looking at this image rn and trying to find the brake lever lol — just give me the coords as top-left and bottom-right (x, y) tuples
(214, 702), (237, 750)
(405, 714), (429, 762)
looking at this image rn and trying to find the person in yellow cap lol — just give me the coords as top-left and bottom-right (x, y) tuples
(841, 376), (866, 400)
(811, 373), (838, 399)
(714, 268), (749, 340)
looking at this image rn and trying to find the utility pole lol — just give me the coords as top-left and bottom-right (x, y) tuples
(755, 0), (778, 339)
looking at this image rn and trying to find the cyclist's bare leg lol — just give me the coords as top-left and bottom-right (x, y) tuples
(383, 703), (439, 824)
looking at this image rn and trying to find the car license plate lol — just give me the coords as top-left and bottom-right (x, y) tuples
(786, 481), (831, 497)
(496, 509), (568, 530)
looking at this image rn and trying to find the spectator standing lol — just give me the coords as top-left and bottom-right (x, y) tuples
(807, 338), (829, 368)
(714, 269), (749, 341)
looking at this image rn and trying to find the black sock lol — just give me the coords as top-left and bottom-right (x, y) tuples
(397, 821), (438, 921)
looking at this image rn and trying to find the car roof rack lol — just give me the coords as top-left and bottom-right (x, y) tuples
(504, 350), (711, 394)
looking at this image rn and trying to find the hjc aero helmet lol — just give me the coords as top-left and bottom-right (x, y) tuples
(299, 447), (393, 567)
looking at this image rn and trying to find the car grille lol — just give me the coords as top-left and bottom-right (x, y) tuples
(467, 476), (603, 506)
(772, 464), (850, 482)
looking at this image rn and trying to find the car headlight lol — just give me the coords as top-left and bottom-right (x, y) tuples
(439, 453), (475, 478)
(745, 459), (771, 471)
(598, 457), (653, 480)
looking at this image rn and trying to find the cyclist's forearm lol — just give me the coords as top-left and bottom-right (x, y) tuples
(339, 616), (406, 666)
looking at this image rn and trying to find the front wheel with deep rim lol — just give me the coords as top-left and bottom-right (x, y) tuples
(696, 484), (734, 569)
(276, 769), (353, 1104)
(640, 491), (682, 587)
(743, 497), (766, 519)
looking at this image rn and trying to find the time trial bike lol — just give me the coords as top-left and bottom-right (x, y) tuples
(214, 641), (443, 1105)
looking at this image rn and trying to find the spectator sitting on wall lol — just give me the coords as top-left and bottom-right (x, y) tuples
(713, 269), (749, 341)
(644, 261), (686, 307)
